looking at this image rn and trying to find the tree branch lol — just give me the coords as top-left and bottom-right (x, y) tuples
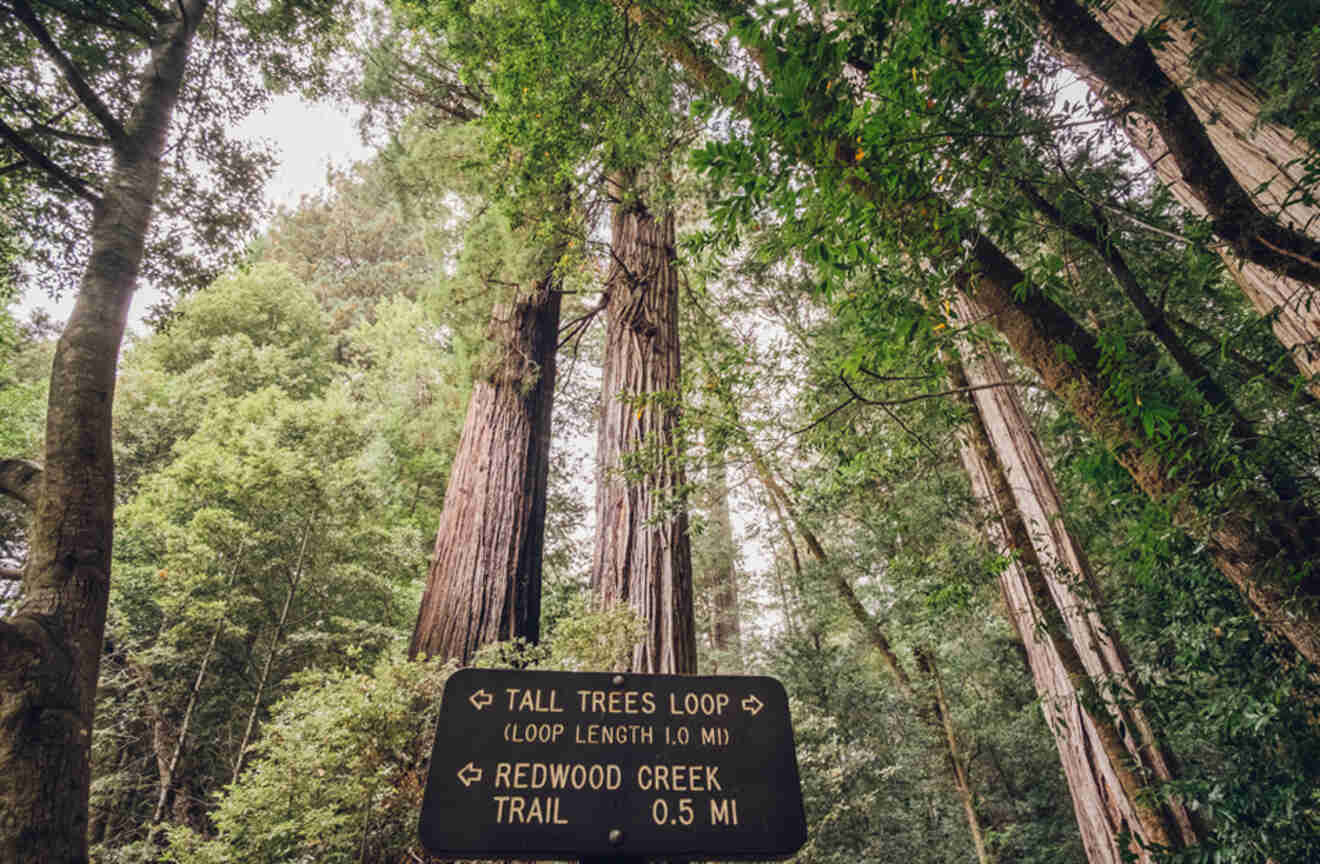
(839, 373), (1026, 409)
(12, 0), (129, 146)
(1029, 0), (1320, 287)
(20, 123), (112, 148)
(30, 0), (155, 40)
(0, 459), (42, 508)
(1, 567), (22, 582)
(0, 117), (101, 204)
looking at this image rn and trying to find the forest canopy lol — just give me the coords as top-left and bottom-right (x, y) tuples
(2, 1), (1320, 863)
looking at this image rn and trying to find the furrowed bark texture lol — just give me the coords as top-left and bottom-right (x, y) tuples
(1028, 0), (1320, 289)
(0, 4), (205, 862)
(409, 275), (562, 664)
(1118, 110), (1320, 395)
(633, 0), (1320, 668)
(956, 241), (1320, 665)
(1056, 0), (1320, 389)
(958, 420), (1127, 864)
(950, 340), (1203, 859)
(591, 192), (696, 675)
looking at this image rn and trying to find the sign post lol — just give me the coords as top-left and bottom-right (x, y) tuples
(419, 668), (807, 861)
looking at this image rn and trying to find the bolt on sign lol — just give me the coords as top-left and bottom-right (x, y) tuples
(419, 668), (807, 860)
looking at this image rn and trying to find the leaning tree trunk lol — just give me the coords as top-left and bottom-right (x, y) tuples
(751, 455), (993, 864)
(409, 273), (562, 664)
(1045, 0), (1320, 390)
(1113, 110), (1320, 395)
(590, 185), (696, 675)
(951, 246), (1320, 665)
(1028, 0), (1320, 289)
(0, 5), (205, 863)
(949, 338), (1205, 861)
(628, 0), (1320, 661)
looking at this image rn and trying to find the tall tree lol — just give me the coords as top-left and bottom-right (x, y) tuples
(619, 0), (1320, 666)
(1029, 0), (1320, 389)
(948, 334), (1202, 861)
(409, 271), (563, 662)
(0, 3), (348, 860)
(592, 176), (697, 674)
(381, 0), (687, 665)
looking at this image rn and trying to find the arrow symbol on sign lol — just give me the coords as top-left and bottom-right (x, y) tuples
(469, 689), (493, 710)
(742, 694), (764, 716)
(457, 762), (483, 787)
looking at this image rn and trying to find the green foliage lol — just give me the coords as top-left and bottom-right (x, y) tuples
(1168, 1), (1320, 183)
(0, 305), (49, 462)
(94, 206), (465, 854)
(0, 1), (354, 300)
(396, 0), (687, 205)
(1050, 411), (1320, 862)
(0, 303), (51, 577)
(164, 653), (455, 864)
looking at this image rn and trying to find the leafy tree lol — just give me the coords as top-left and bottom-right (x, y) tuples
(0, 3), (349, 859)
(90, 255), (460, 854)
(162, 653), (454, 864)
(385, 0), (699, 670)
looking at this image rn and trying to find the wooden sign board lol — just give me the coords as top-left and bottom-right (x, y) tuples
(419, 668), (807, 860)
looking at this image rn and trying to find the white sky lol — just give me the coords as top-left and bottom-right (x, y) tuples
(16, 93), (374, 329)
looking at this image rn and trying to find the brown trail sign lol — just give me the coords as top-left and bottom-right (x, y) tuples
(419, 668), (807, 860)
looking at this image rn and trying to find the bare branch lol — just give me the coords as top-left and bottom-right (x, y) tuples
(557, 294), (608, 349)
(12, 0), (129, 146)
(791, 391), (859, 437)
(1, 567), (22, 582)
(833, 372), (1027, 414)
(0, 459), (42, 509)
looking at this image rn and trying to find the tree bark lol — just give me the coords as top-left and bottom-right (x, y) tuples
(591, 182), (696, 674)
(0, 4), (206, 862)
(949, 341), (1206, 859)
(0, 460), (41, 509)
(1026, 0), (1320, 289)
(1112, 109), (1320, 397)
(409, 273), (562, 664)
(626, 0), (1320, 664)
(954, 247), (1320, 665)
(1057, 0), (1320, 392)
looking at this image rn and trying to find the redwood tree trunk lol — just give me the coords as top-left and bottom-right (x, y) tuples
(1054, 0), (1320, 390)
(954, 246), (1320, 664)
(640, 0), (1320, 664)
(0, 4), (205, 862)
(409, 274), (562, 664)
(591, 186), (696, 675)
(949, 342), (1204, 861)
(1028, 0), (1320, 289)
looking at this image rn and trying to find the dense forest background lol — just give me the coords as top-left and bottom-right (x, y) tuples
(3, 1), (1320, 863)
